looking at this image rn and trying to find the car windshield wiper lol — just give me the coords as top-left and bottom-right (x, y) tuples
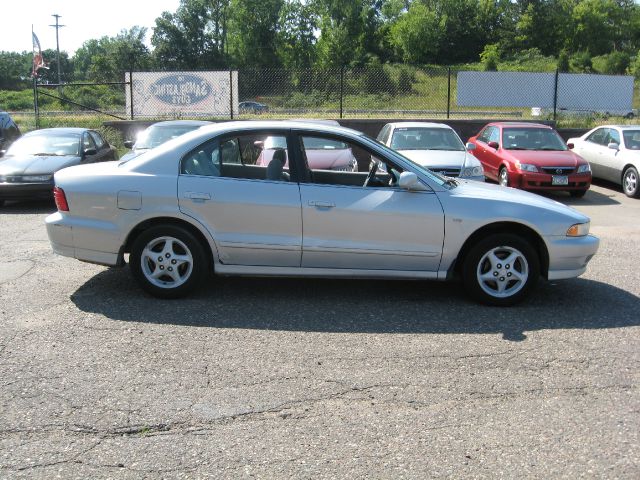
(539, 147), (563, 151)
(506, 147), (529, 150)
(33, 153), (64, 156)
(443, 178), (459, 187)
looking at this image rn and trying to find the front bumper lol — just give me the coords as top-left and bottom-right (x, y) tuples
(0, 182), (54, 200)
(546, 234), (599, 280)
(512, 171), (591, 191)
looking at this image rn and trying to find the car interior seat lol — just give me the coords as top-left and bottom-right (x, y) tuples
(266, 148), (289, 181)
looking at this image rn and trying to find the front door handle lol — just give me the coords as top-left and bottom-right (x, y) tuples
(308, 200), (335, 208)
(186, 192), (211, 201)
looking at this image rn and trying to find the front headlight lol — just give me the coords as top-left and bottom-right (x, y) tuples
(22, 175), (53, 182)
(577, 164), (591, 173)
(515, 161), (538, 172)
(566, 222), (590, 237)
(462, 166), (484, 177)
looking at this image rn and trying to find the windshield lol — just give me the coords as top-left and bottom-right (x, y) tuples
(502, 128), (568, 151)
(5, 134), (80, 156)
(623, 130), (640, 150)
(135, 125), (201, 149)
(390, 127), (465, 151)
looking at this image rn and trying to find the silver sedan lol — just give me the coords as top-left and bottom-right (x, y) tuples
(45, 121), (599, 306)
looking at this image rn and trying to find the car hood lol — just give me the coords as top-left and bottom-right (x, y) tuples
(398, 150), (467, 167)
(119, 150), (142, 162)
(0, 154), (81, 175)
(503, 149), (583, 166)
(445, 178), (590, 231)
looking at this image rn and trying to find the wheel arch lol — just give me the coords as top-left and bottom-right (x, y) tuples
(451, 221), (549, 279)
(123, 216), (217, 271)
(621, 163), (638, 183)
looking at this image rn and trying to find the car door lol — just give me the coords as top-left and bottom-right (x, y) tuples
(597, 128), (624, 182)
(295, 132), (444, 272)
(577, 128), (608, 179)
(472, 126), (501, 179)
(178, 130), (303, 267)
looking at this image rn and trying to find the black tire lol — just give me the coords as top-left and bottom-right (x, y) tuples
(130, 225), (207, 299)
(499, 167), (509, 187)
(622, 166), (640, 198)
(569, 189), (587, 198)
(462, 233), (540, 306)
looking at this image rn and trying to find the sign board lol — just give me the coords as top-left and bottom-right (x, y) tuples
(457, 71), (634, 112)
(126, 71), (239, 117)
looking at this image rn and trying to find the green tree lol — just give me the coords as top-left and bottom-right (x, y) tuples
(0, 51), (32, 90)
(603, 51), (630, 74)
(557, 49), (570, 72)
(276, 1), (317, 69)
(227, 0), (284, 67)
(480, 43), (500, 71)
(570, 50), (593, 73)
(389, 2), (442, 64)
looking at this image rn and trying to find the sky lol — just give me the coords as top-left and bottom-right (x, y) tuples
(2, 0), (181, 55)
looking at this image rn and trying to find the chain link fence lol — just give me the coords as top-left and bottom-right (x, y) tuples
(12, 65), (639, 131)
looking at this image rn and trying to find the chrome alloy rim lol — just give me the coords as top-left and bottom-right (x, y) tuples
(141, 236), (193, 289)
(624, 170), (637, 195)
(499, 169), (508, 186)
(477, 246), (529, 298)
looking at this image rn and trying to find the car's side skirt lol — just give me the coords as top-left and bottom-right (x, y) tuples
(215, 264), (444, 280)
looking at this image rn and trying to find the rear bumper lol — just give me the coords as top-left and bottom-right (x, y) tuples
(546, 234), (599, 280)
(45, 211), (122, 266)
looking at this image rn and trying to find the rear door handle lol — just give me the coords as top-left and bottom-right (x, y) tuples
(186, 192), (211, 201)
(308, 200), (335, 208)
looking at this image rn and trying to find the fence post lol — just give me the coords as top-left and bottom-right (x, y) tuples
(32, 76), (39, 129)
(229, 69), (234, 120)
(129, 70), (134, 120)
(339, 66), (344, 119)
(553, 68), (559, 123)
(447, 67), (451, 119)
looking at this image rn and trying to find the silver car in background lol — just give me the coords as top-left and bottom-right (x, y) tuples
(46, 121), (598, 306)
(568, 125), (640, 198)
(377, 122), (484, 181)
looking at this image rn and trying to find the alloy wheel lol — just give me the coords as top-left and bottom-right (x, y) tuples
(476, 245), (529, 299)
(140, 236), (194, 289)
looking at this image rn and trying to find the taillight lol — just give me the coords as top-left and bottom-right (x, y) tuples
(53, 186), (69, 211)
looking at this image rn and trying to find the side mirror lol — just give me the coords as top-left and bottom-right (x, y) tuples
(607, 142), (619, 150)
(123, 140), (134, 149)
(465, 142), (476, 151)
(398, 171), (427, 191)
(567, 142), (574, 149)
(83, 148), (97, 157)
(487, 141), (499, 149)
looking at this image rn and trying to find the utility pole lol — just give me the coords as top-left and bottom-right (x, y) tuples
(49, 14), (65, 86)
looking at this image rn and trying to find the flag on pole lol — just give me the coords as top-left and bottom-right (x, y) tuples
(32, 31), (48, 77)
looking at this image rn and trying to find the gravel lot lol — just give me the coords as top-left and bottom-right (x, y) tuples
(1, 180), (638, 479)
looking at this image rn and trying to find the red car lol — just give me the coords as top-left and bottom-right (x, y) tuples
(467, 122), (592, 197)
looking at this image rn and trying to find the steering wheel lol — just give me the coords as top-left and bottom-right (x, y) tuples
(363, 161), (378, 187)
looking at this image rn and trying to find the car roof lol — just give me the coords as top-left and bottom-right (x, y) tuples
(597, 125), (640, 130)
(386, 122), (454, 130)
(150, 120), (212, 127)
(489, 122), (553, 129)
(25, 127), (87, 136)
(192, 120), (365, 138)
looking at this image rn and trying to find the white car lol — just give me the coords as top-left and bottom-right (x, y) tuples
(568, 125), (640, 198)
(377, 122), (484, 181)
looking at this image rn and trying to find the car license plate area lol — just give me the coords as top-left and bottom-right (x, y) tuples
(552, 175), (568, 186)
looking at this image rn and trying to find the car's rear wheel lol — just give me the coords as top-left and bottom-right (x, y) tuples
(499, 167), (509, 187)
(569, 189), (587, 198)
(622, 166), (640, 198)
(130, 225), (207, 298)
(462, 234), (540, 306)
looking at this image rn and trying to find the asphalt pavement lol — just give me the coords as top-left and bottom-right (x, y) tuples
(0, 180), (638, 478)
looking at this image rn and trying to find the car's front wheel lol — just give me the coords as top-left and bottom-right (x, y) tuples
(130, 225), (207, 298)
(462, 234), (540, 306)
(622, 166), (640, 198)
(499, 167), (509, 187)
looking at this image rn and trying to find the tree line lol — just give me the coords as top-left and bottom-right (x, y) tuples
(2, 0), (640, 90)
